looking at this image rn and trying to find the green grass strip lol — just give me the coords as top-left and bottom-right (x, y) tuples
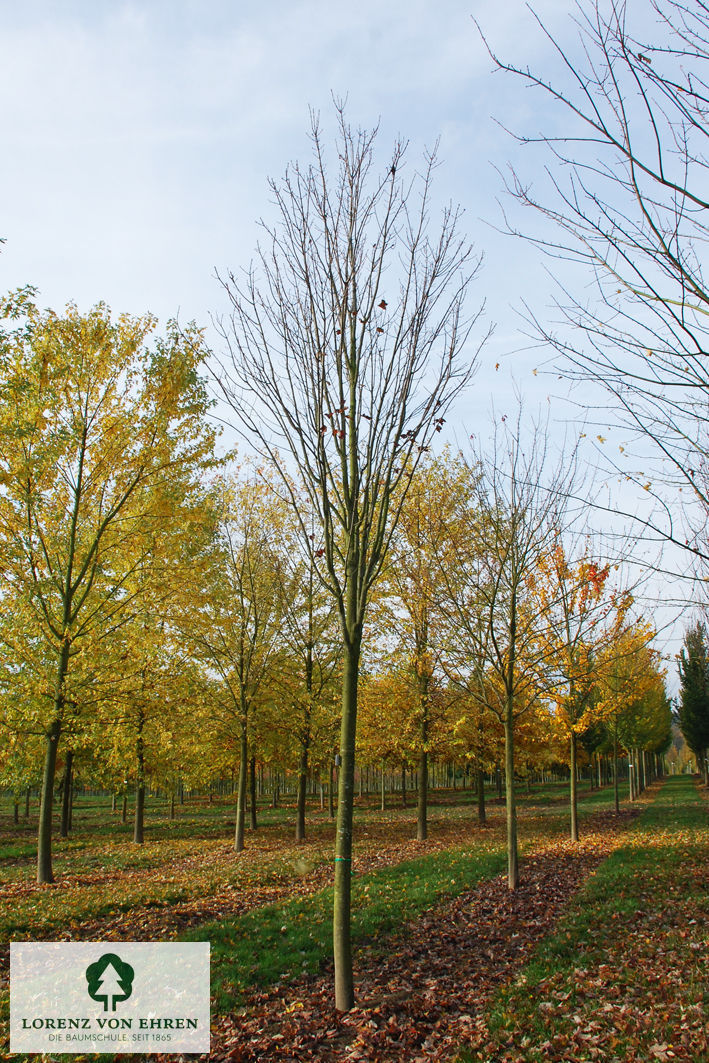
(459, 775), (709, 1062)
(185, 842), (507, 1013)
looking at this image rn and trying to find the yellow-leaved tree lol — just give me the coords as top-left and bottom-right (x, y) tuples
(534, 540), (632, 841)
(186, 473), (283, 852)
(373, 451), (474, 840)
(596, 622), (670, 806)
(0, 291), (217, 882)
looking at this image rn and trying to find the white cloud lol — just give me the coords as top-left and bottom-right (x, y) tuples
(0, 0), (574, 324)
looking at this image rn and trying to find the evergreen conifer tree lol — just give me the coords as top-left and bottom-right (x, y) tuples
(678, 623), (709, 786)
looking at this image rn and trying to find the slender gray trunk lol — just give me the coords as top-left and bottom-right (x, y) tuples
(613, 724), (620, 813)
(417, 749), (428, 841)
(37, 638), (71, 883)
(477, 767), (486, 824)
(37, 717), (62, 883)
(296, 742), (308, 841)
(235, 723), (247, 852)
(333, 625), (362, 1013)
(133, 731), (145, 845)
(416, 672), (429, 841)
(570, 731), (578, 842)
(60, 750), (73, 838)
(504, 716), (518, 888)
(249, 754), (257, 830)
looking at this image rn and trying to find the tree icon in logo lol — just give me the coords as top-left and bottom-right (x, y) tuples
(85, 953), (134, 1012)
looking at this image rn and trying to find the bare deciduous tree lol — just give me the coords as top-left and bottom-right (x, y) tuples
(483, 0), (709, 571)
(215, 106), (486, 1010)
(439, 412), (578, 887)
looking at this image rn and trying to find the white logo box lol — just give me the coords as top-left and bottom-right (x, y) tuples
(10, 942), (210, 1054)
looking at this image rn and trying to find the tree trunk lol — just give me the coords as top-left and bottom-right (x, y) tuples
(134, 783), (145, 843)
(417, 748), (428, 841)
(298, 625), (314, 838)
(133, 733), (145, 845)
(235, 723), (247, 852)
(416, 672), (429, 841)
(170, 790), (175, 820)
(333, 629), (362, 1013)
(477, 767), (486, 824)
(504, 715), (518, 888)
(380, 760), (386, 811)
(613, 724), (620, 813)
(13, 800), (19, 825)
(328, 762), (335, 818)
(401, 763), (407, 807)
(296, 742), (308, 841)
(249, 755), (257, 830)
(60, 750), (73, 838)
(37, 717), (62, 883)
(122, 794), (128, 823)
(569, 731), (579, 843)
(25, 788), (30, 818)
(37, 638), (71, 883)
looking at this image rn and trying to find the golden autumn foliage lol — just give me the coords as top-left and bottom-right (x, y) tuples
(0, 291), (218, 879)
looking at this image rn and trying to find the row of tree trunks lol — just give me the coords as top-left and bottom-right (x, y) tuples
(22, 751), (662, 852)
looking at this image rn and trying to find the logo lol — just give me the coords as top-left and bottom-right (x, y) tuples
(85, 953), (135, 1012)
(11, 942), (210, 1054)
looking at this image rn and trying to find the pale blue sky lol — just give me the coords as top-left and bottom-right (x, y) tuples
(0, 1), (694, 660)
(1, 1), (571, 346)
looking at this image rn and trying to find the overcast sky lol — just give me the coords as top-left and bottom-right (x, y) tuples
(1, 1), (572, 347)
(0, 1), (695, 663)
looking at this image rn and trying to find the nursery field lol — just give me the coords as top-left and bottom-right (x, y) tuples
(0, 776), (707, 1062)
